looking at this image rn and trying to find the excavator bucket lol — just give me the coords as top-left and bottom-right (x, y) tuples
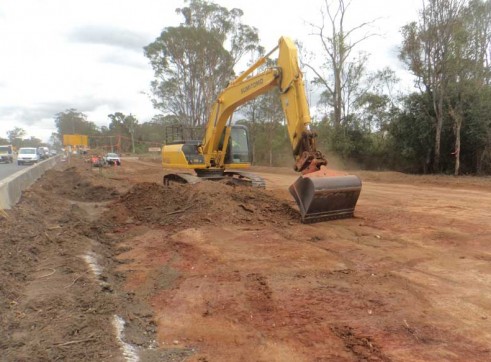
(289, 172), (362, 223)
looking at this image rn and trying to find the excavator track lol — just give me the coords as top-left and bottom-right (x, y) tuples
(163, 171), (266, 188)
(163, 173), (201, 185)
(223, 171), (266, 188)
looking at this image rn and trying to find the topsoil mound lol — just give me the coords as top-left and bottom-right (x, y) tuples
(44, 167), (120, 201)
(119, 181), (298, 226)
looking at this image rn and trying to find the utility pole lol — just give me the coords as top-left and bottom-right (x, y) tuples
(129, 126), (135, 154)
(126, 114), (136, 154)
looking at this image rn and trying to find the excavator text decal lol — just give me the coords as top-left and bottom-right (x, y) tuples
(241, 79), (263, 94)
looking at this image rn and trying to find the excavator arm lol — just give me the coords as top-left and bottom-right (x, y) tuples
(201, 37), (327, 174)
(201, 67), (280, 167)
(276, 37), (328, 173)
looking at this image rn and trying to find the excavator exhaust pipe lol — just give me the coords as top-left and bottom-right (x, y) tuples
(289, 174), (362, 223)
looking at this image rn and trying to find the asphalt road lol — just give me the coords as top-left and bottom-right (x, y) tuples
(0, 160), (29, 181)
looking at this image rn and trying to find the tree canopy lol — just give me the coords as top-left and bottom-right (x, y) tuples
(144, 0), (261, 127)
(54, 109), (98, 137)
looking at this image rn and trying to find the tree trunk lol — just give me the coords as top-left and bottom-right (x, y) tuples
(434, 119), (442, 171)
(454, 121), (461, 176)
(433, 96), (444, 172)
(334, 67), (342, 127)
(252, 142), (256, 166)
(449, 105), (462, 176)
(425, 148), (432, 174)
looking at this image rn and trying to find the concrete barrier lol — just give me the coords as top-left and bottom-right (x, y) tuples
(0, 156), (60, 209)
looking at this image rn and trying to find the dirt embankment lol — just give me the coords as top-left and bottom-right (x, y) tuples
(0, 166), (122, 361)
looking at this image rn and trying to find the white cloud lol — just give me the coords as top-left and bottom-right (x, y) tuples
(68, 26), (152, 52)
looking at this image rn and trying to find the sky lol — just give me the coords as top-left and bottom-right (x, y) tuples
(0, 0), (421, 143)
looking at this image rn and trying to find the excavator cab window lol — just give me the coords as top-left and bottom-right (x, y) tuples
(226, 126), (251, 164)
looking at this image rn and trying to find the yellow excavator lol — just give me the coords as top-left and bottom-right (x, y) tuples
(161, 36), (362, 223)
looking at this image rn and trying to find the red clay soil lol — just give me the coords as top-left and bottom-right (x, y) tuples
(1, 156), (491, 362)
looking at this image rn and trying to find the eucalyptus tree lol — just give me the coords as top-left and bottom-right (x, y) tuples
(449, 0), (491, 175)
(7, 127), (26, 149)
(144, 0), (261, 127)
(49, 132), (63, 150)
(107, 112), (138, 134)
(355, 67), (400, 133)
(400, 0), (465, 172)
(54, 109), (98, 138)
(236, 55), (287, 165)
(400, 0), (491, 174)
(387, 93), (435, 173)
(107, 112), (139, 153)
(253, 88), (286, 166)
(306, 0), (377, 128)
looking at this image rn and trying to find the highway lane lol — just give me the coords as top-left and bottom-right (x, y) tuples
(1, 155), (62, 182)
(0, 161), (30, 181)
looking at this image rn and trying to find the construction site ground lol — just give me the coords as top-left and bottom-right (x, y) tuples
(1, 156), (490, 361)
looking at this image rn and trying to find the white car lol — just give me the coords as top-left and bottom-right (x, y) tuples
(103, 152), (121, 166)
(17, 147), (40, 165)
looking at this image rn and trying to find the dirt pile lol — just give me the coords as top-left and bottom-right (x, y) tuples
(46, 167), (120, 201)
(0, 184), (64, 311)
(119, 181), (299, 227)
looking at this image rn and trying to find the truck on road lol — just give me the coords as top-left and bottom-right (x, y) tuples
(0, 145), (14, 163)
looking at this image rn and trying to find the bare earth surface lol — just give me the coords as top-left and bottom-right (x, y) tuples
(1, 157), (490, 361)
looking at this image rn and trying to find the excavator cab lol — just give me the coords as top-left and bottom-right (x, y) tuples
(224, 125), (252, 165)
